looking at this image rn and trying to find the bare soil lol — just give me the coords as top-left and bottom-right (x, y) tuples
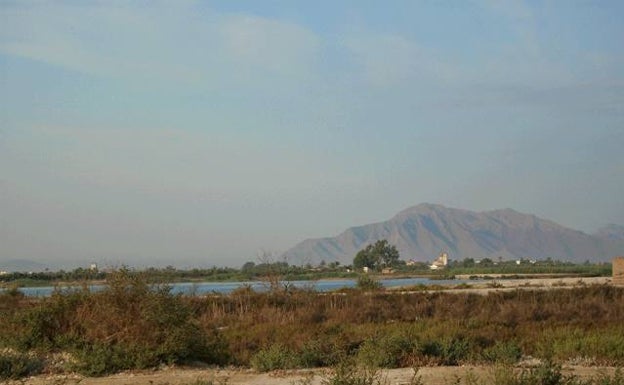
(16, 365), (621, 385)
(424, 276), (612, 295)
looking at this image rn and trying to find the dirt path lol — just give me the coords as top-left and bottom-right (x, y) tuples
(391, 276), (612, 295)
(16, 365), (621, 385)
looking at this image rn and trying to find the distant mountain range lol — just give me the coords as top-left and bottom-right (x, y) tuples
(0, 259), (49, 273)
(283, 203), (624, 265)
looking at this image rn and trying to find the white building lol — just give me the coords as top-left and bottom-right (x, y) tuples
(429, 252), (449, 270)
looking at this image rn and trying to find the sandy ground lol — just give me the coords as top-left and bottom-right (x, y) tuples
(392, 276), (613, 295)
(15, 365), (622, 385)
(11, 276), (619, 385)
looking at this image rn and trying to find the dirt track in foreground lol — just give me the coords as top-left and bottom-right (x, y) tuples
(16, 366), (622, 385)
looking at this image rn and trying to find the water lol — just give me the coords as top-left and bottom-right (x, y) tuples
(10, 277), (465, 297)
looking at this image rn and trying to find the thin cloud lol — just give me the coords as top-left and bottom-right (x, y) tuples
(219, 14), (320, 75)
(0, 2), (321, 86)
(342, 33), (458, 88)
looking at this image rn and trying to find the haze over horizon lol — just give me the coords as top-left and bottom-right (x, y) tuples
(1, 1), (623, 270)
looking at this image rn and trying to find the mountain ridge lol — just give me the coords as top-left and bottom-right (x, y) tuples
(0, 259), (49, 273)
(283, 203), (624, 264)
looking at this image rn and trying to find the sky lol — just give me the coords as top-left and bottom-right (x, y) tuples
(1, 1), (623, 270)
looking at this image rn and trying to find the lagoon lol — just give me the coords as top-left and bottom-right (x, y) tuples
(12, 277), (466, 297)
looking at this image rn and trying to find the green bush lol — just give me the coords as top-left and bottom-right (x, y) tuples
(441, 338), (471, 365)
(70, 343), (131, 377)
(12, 289), (86, 350)
(420, 337), (471, 365)
(533, 326), (624, 365)
(322, 359), (383, 385)
(1, 280), (624, 376)
(483, 341), (523, 364)
(297, 339), (342, 368)
(250, 344), (295, 372)
(0, 351), (43, 380)
(293, 329), (360, 368)
(490, 362), (589, 385)
(356, 275), (382, 291)
(356, 331), (419, 368)
(490, 362), (622, 385)
(4, 269), (226, 376)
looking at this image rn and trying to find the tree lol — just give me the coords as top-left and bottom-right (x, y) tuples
(241, 261), (256, 272)
(461, 258), (475, 268)
(479, 258), (494, 267)
(353, 240), (400, 271)
(353, 248), (376, 270)
(256, 251), (289, 292)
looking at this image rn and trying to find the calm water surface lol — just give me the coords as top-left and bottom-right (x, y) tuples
(12, 277), (465, 297)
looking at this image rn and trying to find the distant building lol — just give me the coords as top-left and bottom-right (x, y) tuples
(381, 268), (394, 275)
(613, 257), (624, 286)
(0, 270), (8, 276)
(430, 252), (449, 270)
(89, 263), (98, 271)
(362, 266), (369, 273)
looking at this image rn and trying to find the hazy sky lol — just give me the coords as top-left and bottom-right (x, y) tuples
(1, 1), (623, 269)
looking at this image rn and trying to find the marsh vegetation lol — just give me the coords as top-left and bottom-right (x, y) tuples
(0, 269), (622, 382)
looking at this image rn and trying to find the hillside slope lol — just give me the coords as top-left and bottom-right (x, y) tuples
(283, 204), (623, 264)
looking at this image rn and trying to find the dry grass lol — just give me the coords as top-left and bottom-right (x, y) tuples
(1, 272), (623, 378)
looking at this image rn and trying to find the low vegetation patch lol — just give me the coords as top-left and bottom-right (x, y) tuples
(487, 363), (624, 385)
(0, 270), (623, 379)
(0, 350), (43, 380)
(0, 269), (227, 376)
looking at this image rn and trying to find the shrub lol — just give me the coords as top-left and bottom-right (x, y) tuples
(250, 344), (295, 372)
(2, 281), (624, 376)
(297, 339), (344, 368)
(67, 272), (224, 374)
(594, 368), (624, 385)
(322, 359), (384, 385)
(490, 362), (624, 385)
(11, 289), (87, 350)
(356, 331), (419, 368)
(0, 286), (25, 314)
(69, 343), (131, 377)
(483, 341), (523, 364)
(493, 361), (606, 385)
(293, 327), (361, 368)
(441, 338), (471, 365)
(356, 275), (382, 291)
(0, 351), (43, 380)
(4, 269), (225, 375)
(420, 337), (471, 365)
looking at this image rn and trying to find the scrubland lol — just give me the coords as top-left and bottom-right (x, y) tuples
(1, 270), (623, 384)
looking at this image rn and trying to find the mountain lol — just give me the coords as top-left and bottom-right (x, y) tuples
(283, 203), (624, 264)
(0, 259), (49, 273)
(594, 224), (624, 242)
